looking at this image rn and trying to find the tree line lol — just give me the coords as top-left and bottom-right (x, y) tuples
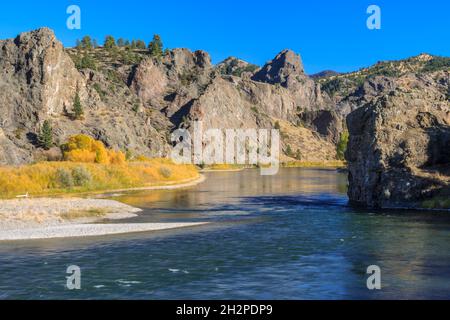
(75, 34), (165, 57)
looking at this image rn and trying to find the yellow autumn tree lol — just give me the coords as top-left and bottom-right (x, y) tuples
(61, 134), (126, 165)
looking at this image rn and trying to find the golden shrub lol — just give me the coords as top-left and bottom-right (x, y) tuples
(108, 150), (126, 165)
(61, 134), (126, 165)
(65, 149), (96, 163)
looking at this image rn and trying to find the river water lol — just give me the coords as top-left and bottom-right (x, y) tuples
(1, 168), (449, 299)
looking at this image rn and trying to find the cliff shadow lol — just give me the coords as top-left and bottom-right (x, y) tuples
(169, 100), (194, 128)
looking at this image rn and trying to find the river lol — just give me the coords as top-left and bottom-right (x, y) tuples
(1, 168), (449, 299)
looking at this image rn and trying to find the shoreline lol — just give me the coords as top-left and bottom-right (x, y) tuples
(0, 222), (208, 241)
(200, 168), (245, 173)
(97, 174), (206, 193)
(0, 175), (207, 241)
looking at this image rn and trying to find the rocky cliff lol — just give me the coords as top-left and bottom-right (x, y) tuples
(346, 71), (450, 208)
(0, 28), (170, 165)
(0, 29), (340, 165)
(128, 46), (338, 161)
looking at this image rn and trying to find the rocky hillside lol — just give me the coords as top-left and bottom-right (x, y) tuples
(0, 28), (341, 165)
(0, 28), (170, 165)
(316, 53), (450, 115)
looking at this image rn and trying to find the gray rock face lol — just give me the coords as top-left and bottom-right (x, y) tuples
(0, 28), (86, 164)
(0, 28), (350, 166)
(298, 110), (343, 144)
(253, 49), (305, 87)
(131, 48), (214, 123)
(130, 48), (337, 159)
(336, 76), (397, 116)
(216, 57), (259, 78)
(346, 72), (450, 208)
(0, 28), (170, 165)
(0, 27), (86, 118)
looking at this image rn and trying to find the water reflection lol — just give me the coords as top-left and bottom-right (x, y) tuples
(116, 168), (348, 210)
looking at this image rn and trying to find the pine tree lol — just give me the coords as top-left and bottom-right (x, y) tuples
(117, 38), (125, 47)
(136, 40), (146, 49)
(148, 34), (163, 57)
(38, 120), (53, 150)
(104, 35), (116, 49)
(286, 145), (293, 157)
(73, 89), (84, 120)
(81, 36), (93, 49)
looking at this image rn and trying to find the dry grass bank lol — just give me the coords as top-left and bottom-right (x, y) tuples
(282, 160), (347, 168)
(0, 159), (199, 199)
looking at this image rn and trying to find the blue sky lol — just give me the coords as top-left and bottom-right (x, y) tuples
(0, 0), (449, 74)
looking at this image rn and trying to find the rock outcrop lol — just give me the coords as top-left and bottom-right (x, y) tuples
(129, 47), (337, 160)
(216, 57), (259, 78)
(253, 49), (305, 87)
(0, 28), (338, 165)
(346, 72), (450, 208)
(0, 28), (169, 165)
(0, 28), (86, 119)
(252, 49), (331, 111)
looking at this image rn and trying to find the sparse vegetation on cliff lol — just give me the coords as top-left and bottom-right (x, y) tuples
(336, 130), (349, 161)
(317, 54), (450, 101)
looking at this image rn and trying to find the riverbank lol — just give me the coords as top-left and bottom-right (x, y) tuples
(282, 160), (346, 168)
(0, 159), (200, 199)
(0, 197), (142, 231)
(0, 173), (207, 241)
(93, 174), (206, 193)
(0, 222), (208, 241)
(0, 194), (208, 241)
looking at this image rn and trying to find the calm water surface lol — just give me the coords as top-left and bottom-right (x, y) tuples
(1, 168), (450, 299)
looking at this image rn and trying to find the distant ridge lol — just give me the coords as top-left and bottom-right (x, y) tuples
(310, 70), (340, 79)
